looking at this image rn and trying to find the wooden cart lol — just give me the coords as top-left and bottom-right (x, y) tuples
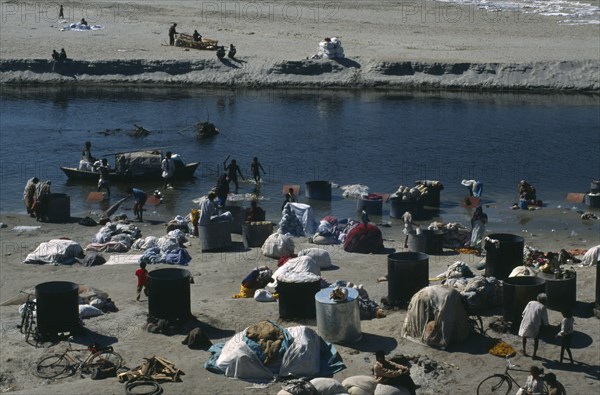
(174, 34), (218, 50)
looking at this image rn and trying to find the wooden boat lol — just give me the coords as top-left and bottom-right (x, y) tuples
(174, 34), (218, 50)
(196, 122), (219, 139)
(60, 150), (199, 182)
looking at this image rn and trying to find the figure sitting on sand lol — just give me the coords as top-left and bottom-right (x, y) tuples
(216, 46), (225, 59)
(227, 44), (236, 59)
(246, 200), (266, 222)
(80, 18), (88, 26)
(519, 179), (537, 202)
(51, 50), (60, 61)
(373, 350), (418, 395)
(192, 30), (202, 42)
(59, 48), (68, 61)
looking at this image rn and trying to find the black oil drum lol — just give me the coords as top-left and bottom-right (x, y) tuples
(222, 205), (245, 234)
(502, 276), (546, 323)
(485, 233), (525, 280)
(387, 252), (429, 307)
(390, 198), (424, 220)
(277, 280), (321, 319)
(586, 193), (600, 208)
(305, 181), (332, 201)
(148, 268), (192, 321)
(46, 193), (71, 223)
(407, 230), (444, 255)
(35, 281), (79, 337)
(242, 222), (273, 248)
(421, 188), (441, 208)
(542, 272), (576, 312)
(357, 196), (383, 216)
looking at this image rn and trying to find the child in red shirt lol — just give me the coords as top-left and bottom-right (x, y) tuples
(135, 261), (149, 301)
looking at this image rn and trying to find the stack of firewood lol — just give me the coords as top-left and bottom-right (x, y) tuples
(118, 356), (183, 383)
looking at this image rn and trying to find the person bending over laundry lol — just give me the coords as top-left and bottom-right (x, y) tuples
(34, 180), (51, 222)
(23, 177), (39, 217)
(127, 187), (147, 222)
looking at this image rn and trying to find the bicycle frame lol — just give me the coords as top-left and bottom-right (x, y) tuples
(502, 358), (529, 389)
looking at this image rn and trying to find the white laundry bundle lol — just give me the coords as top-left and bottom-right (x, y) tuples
(318, 37), (345, 59)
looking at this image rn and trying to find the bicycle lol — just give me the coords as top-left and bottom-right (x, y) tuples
(477, 355), (567, 395)
(16, 292), (38, 344)
(35, 340), (125, 379)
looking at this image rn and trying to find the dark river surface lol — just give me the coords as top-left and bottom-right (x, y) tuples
(1, 87), (598, 242)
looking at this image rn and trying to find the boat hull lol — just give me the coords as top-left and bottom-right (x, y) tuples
(61, 162), (200, 183)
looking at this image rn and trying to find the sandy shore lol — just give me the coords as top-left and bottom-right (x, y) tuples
(0, 210), (598, 394)
(1, 0), (599, 90)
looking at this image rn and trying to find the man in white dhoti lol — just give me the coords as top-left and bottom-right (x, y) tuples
(518, 293), (549, 359)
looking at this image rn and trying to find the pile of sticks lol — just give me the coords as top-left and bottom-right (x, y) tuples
(118, 356), (183, 383)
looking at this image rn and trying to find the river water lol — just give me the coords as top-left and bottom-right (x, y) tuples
(1, 87), (598, 241)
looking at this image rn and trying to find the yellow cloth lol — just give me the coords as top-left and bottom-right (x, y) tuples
(232, 285), (254, 299)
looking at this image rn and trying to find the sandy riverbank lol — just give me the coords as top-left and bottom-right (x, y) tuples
(1, 0), (599, 91)
(0, 210), (598, 394)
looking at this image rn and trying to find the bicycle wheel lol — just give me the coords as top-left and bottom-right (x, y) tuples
(85, 350), (124, 373)
(36, 354), (69, 379)
(477, 374), (512, 395)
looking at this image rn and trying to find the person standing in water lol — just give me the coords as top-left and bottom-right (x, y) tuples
(224, 158), (245, 193)
(250, 157), (266, 183)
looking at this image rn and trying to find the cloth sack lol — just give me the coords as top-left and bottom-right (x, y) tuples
(262, 233), (295, 258)
(181, 327), (212, 350)
(298, 248), (332, 269)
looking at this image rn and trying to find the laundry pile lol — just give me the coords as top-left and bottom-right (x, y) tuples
(318, 37), (345, 59)
(391, 184), (424, 202)
(87, 222), (141, 252)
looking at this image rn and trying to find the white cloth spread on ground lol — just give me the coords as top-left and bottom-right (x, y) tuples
(61, 23), (104, 31)
(104, 254), (144, 265)
(23, 239), (83, 264)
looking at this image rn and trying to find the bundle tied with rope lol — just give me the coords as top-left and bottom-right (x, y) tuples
(119, 355), (183, 392)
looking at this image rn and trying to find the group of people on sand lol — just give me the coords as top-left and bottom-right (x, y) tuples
(168, 22), (237, 59)
(51, 48), (68, 61)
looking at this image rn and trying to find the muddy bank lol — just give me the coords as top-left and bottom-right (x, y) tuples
(1, 58), (598, 92)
